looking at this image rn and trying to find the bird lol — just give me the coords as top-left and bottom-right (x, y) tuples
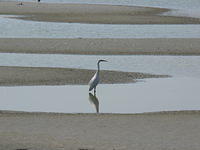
(17, 2), (23, 5)
(89, 59), (107, 94)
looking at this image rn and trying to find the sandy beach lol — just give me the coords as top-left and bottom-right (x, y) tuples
(0, 66), (167, 86)
(1, 1), (200, 24)
(1, 38), (200, 55)
(0, 110), (199, 150)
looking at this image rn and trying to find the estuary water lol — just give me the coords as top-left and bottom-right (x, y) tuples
(0, 77), (199, 113)
(0, 53), (199, 113)
(4, 0), (200, 10)
(0, 53), (200, 78)
(3, 0), (200, 18)
(1, 15), (200, 38)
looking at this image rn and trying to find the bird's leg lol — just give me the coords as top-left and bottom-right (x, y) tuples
(94, 87), (96, 95)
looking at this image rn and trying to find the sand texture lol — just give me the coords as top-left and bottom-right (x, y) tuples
(1, 1), (200, 24)
(0, 110), (200, 150)
(0, 66), (167, 86)
(1, 38), (200, 55)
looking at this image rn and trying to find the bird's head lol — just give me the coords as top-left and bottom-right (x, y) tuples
(98, 59), (108, 64)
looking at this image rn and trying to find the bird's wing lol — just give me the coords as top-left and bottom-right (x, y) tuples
(89, 73), (99, 91)
(89, 78), (96, 91)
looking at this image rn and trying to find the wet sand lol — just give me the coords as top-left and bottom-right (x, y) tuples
(1, 1), (200, 24)
(0, 38), (200, 55)
(0, 110), (199, 150)
(0, 66), (167, 86)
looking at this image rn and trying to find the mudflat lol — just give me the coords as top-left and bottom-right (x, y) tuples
(1, 1), (200, 24)
(0, 38), (200, 55)
(0, 110), (199, 150)
(0, 66), (168, 86)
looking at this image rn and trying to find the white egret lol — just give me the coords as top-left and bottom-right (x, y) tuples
(89, 59), (107, 94)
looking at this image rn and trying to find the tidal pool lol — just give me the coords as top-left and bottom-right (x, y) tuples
(7, 0), (200, 10)
(3, 0), (200, 18)
(0, 53), (199, 78)
(0, 77), (199, 113)
(1, 15), (200, 38)
(0, 53), (199, 113)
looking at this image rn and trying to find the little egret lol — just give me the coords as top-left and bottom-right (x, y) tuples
(89, 59), (107, 94)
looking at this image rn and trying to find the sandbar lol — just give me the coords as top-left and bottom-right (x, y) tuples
(0, 66), (168, 86)
(1, 1), (200, 24)
(0, 110), (199, 149)
(0, 38), (200, 55)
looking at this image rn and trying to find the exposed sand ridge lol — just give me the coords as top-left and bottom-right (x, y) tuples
(1, 1), (200, 24)
(0, 110), (199, 150)
(0, 66), (168, 86)
(0, 38), (200, 55)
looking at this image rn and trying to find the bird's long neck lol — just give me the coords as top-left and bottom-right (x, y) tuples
(97, 62), (100, 74)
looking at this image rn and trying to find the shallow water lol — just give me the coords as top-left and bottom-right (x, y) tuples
(0, 77), (199, 113)
(0, 53), (200, 78)
(6, 0), (200, 10)
(1, 15), (200, 38)
(5, 0), (200, 18)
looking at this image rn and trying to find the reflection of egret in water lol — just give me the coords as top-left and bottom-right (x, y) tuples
(89, 93), (99, 113)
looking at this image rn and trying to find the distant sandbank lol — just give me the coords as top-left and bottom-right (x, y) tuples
(0, 66), (168, 86)
(1, 1), (200, 24)
(0, 38), (200, 55)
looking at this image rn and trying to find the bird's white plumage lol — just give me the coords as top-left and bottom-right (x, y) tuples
(89, 72), (99, 91)
(88, 59), (107, 93)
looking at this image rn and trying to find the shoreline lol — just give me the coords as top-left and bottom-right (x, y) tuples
(1, 109), (199, 115)
(0, 66), (168, 86)
(1, 1), (200, 24)
(0, 38), (200, 55)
